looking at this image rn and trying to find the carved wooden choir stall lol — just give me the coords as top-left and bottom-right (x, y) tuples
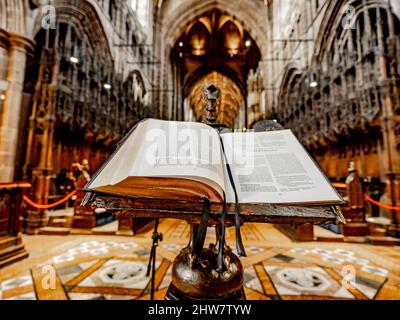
(21, 14), (153, 234)
(0, 182), (30, 268)
(276, 161), (368, 242)
(335, 162), (368, 239)
(276, 4), (400, 239)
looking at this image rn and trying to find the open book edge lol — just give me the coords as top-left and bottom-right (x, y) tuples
(84, 119), (344, 206)
(84, 119), (226, 202)
(90, 176), (223, 203)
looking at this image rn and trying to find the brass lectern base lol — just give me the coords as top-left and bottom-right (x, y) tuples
(165, 284), (246, 301)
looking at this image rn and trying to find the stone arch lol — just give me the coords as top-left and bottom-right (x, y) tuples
(277, 65), (303, 101)
(31, 0), (113, 61)
(186, 20), (210, 54)
(276, 65), (306, 129)
(219, 20), (242, 53)
(183, 64), (247, 99)
(217, 16), (244, 39)
(314, 0), (398, 64)
(156, 1), (266, 120)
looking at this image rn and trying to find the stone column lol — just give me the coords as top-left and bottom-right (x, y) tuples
(0, 35), (33, 182)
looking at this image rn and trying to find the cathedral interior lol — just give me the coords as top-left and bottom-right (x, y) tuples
(1, 0), (400, 301)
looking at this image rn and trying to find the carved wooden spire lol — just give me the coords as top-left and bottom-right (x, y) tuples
(202, 84), (221, 125)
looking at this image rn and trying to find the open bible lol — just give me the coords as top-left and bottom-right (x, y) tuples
(84, 119), (343, 206)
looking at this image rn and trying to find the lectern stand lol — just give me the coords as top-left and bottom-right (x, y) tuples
(86, 193), (344, 300)
(82, 85), (345, 300)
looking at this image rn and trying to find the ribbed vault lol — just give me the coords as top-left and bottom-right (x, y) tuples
(170, 9), (261, 128)
(188, 71), (243, 127)
(159, 0), (269, 56)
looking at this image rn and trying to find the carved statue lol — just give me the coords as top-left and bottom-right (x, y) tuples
(73, 159), (94, 222)
(71, 159), (91, 187)
(345, 161), (364, 208)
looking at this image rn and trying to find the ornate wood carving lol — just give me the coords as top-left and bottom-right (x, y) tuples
(277, 4), (400, 212)
(0, 182), (30, 267)
(21, 1), (155, 232)
(202, 84), (221, 125)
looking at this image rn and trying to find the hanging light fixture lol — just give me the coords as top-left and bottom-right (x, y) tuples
(70, 56), (79, 64)
(70, 42), (79, 64)
(103, 75), (112, 90)
(0, 92), (5, 109)
(309, 72), (318, 88)
(245, 40), (251, 47)
(0, 79), (9, 103)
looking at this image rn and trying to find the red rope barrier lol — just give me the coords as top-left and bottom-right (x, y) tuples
(21, 189), (400, 211)
(23, 190), (77, 210)
(364, 195), (400, 211)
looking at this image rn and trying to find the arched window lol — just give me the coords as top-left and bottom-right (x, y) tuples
(130, 0), (150, 29)
(219, 21), (241, 55)
(187, 22), (209, 55)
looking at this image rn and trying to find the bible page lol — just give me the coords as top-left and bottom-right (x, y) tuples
(221, 129), (343, 204)
(130, 119), (225, 196)
(89, 119), (225, 196)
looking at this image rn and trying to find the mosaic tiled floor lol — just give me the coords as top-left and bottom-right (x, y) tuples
(1, 220), (400, 300)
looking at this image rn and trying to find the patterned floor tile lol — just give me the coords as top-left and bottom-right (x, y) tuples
(3, 292), (36, 300)
(1, 221), (399, 300)
(244, 266), (264, 294)
(0, 275), (32, 290)
(77, 259), (156, 290)
(264, 265), (354, 299)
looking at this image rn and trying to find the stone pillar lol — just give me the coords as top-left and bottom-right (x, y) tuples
(0, 35), (33, 182)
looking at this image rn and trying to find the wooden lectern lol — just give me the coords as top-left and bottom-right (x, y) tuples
(83, 85), (345, 300)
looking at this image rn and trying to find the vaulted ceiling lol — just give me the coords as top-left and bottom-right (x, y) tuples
(171, 9), (261, 127)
